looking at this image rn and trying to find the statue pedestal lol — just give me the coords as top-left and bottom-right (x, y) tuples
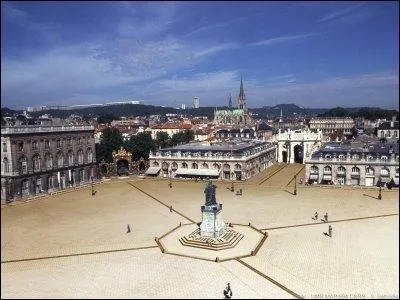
(200, 204), (226, 238)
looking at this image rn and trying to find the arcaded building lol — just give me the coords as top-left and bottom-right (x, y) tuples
(1, 125), (97, 203)
(147, 138), (276, 180)
(304, 135), (399, 186)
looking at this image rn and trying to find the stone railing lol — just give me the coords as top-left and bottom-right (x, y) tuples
(1, 125), (94, 135)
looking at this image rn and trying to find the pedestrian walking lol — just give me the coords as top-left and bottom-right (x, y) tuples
(328, 225), (332, 237)
(127, 224), (131, 233)
(324, 213), (328, 222)
(223, 283), (232, 299)
(314, 212), (318, 221)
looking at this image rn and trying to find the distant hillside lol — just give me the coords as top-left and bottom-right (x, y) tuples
(1, 107), (23, 116)
(1, 104), (398, 121)
(320, 107), (399, 120)
(254, 104), (329, 117)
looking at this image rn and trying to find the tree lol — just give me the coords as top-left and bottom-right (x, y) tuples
(170, 130), (194, 147)
(96, 127), (123, 163)
(125, 132), (156, 161)
(97, 114), (120, 125)
(16, 115), (27, 125)
(323, 107), (349, 117)
(155, 131), (170, 149)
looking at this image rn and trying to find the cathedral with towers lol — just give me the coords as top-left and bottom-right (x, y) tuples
(213, 77), (253, 126)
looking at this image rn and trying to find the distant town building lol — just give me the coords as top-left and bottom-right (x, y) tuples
(215, 128), (256, 139)
(377, 116), (399, 140)
(181, 104), (186, 110)
(150, 122), (193, 139)
(1, 125), (97, 203)
(309, 117), (355, 137)
(255, 122), (274, 141)
(148, 138), (276, 180)
(193, 97), (200, 109)
(193, 129), (212, 142)
(105, 100), (144, 106)
(304, 135), (399, 186)
(214, 77), (252, 126)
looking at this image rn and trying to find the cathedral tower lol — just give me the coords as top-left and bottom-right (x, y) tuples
(237, 76), (246, 110)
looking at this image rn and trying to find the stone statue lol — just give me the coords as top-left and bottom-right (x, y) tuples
(204, 180), (217, 206)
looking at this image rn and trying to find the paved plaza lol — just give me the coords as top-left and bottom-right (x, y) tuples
(1, 164), (399, 299)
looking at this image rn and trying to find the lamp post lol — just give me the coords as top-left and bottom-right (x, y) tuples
(294, 174), (297, 195)
(91, 176), (94, 196)
(5, 178), (10, 203)
(378, 176), (382, 200)
(378, 185), (382, 200)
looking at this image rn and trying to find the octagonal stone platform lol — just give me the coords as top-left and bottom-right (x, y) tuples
(157, 223), (268, 262)
(180, 227), (244, 251)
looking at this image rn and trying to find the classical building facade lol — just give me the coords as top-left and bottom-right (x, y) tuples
(275, 128), (323, 164)
(150, 122), (193, 139)
(214, 78), (252, 126)
(147, 138), (276, 180)
(309, 117), (355, 136)
(377, 116), (399, 140)
(304, 136), (399, 186)
(1, 125), (97, 203)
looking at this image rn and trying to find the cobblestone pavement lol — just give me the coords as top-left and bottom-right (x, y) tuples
(1, 166), (399, 298)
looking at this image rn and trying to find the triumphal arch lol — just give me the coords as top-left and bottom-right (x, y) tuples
(275, 128), (323, 163)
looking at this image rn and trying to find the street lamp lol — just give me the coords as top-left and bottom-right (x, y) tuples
(377, 176), (382, 200)
(378, 185), (382, 200)
(5, 178), (10, 203)
(91, 176), (95, 196)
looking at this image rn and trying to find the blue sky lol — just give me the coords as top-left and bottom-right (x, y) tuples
(1, 1), (399, 109)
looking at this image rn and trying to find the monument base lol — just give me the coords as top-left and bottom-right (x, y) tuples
(200, 204), (226, 238)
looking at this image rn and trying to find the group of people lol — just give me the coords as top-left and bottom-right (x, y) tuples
(313, 212), (328, 222)
(313, 212), (332, 237)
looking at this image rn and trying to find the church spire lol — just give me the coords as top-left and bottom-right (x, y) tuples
(228, 93), (232, 109)
(238, 75), (246, 110)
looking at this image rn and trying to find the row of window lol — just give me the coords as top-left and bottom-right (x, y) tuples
(2, 149), (93, 174)
(310, 165), (397, 176)
(154, 161), (242, 171)
(8, 137), (93, 152)
(323, 154), (391, 161)
(380, 130), (398, 138)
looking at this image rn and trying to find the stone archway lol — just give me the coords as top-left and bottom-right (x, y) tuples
(282, 151), (288, 163)
(112, 147), (132, 176)
(293, 144), (303, 164)
(116, 159), (130, 176)
(276, 129), (323, 163)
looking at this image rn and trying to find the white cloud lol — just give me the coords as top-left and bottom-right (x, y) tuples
(249, 33), (320, 47)
(140, 71), (398, 108)
(193, 43), (238, 58)
(317, 2), (366, 23)
(149, 71), (240, 92)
